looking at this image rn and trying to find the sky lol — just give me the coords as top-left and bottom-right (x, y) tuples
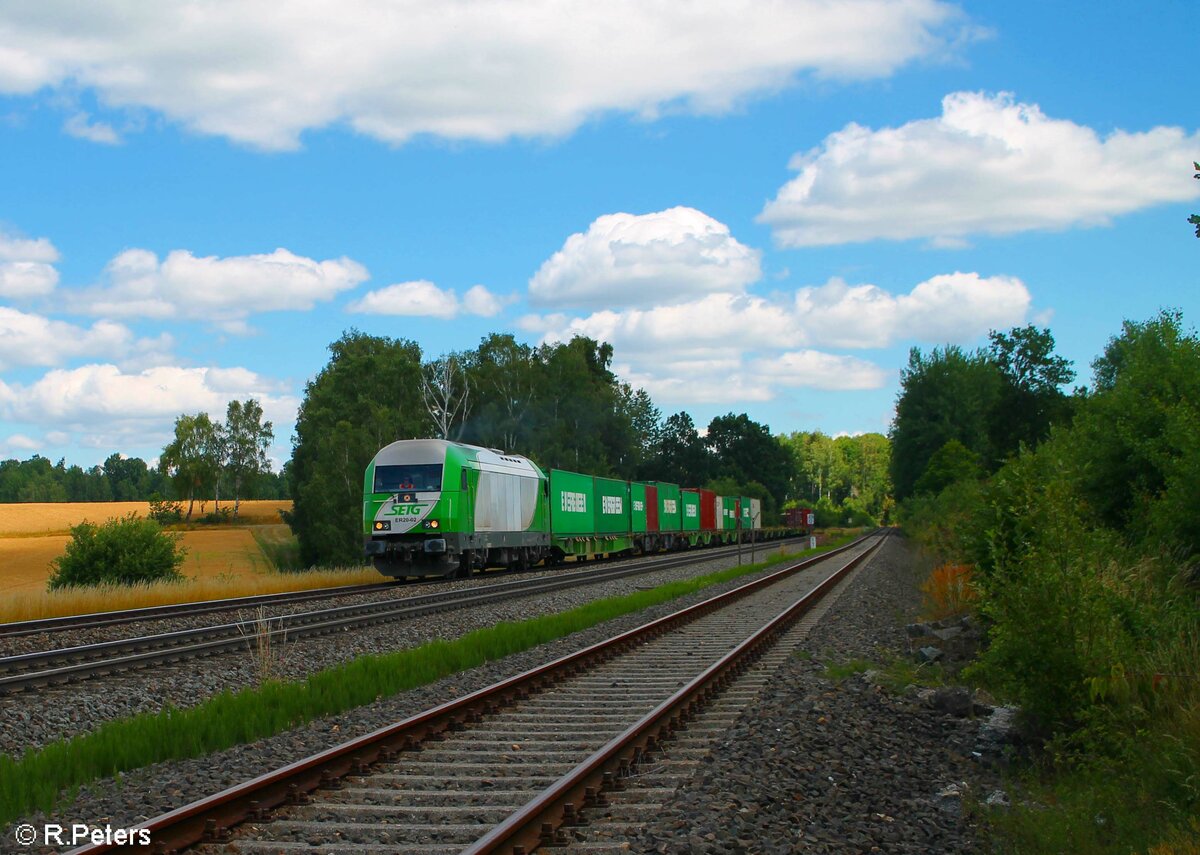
(0, 0), (1196, 470)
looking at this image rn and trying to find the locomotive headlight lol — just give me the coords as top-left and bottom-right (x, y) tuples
(430, 519), (439, 529)
(374, 521), (391, 531)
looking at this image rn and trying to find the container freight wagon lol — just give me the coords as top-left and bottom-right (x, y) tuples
(648, 481), (684, 550)
(783, 506), (815, 534)
(594, 476), (635, 555)
(680, 489), (701, 547)
(721, 496), (740, 539)
(364, 439), (550, 579)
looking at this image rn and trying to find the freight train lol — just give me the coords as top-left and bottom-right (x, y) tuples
(362, 438), (812, 579)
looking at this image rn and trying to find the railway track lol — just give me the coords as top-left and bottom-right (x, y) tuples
(0, 538), (807, 695)
(69, 531), (885, 855)
(0, 582), (399, 640)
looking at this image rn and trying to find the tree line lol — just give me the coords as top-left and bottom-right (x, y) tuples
(289, 330), (895, 567)
(0, 399), (285, 511)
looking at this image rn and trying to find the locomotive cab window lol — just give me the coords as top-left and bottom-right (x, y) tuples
(374, 464), (443, 493)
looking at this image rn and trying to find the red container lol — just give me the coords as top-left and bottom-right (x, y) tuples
(784, 507), (814, 528)
(645, 485), (659, 531)
(696, 488), (717, 531)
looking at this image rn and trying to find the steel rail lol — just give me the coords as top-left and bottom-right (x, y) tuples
(0, 536), (814, 694)
(466, 531), (889, 855)
(64, 531), (878, 855)
(0, 533), (800, 640)
(0, 582), (398, 640)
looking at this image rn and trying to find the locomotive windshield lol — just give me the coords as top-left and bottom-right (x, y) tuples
(373, 464), (443, 493)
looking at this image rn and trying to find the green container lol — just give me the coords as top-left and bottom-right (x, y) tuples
(550, 469), (596, 536)
(630, 482), (649, 533)
(739, 497), (753, 529)
(721, 495), (739, 530)
(681, 489), (700, 531)
(594, 476), (631, 534)
(651, 481), (682, 532)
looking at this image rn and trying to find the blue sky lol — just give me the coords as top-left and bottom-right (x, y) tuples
(0, 0), (1196, 469)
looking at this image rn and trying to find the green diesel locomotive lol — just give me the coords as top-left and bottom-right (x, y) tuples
(363, 438), (779, 580)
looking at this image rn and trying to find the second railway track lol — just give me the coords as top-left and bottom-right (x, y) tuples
(69, 531), (887, 855)
(0, 538), (811, 695)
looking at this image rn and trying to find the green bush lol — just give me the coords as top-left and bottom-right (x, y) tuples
(47, 514), (187, 590)
(147, 493), (184, 525)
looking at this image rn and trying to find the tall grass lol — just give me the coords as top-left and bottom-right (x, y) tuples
(0, 536), (853, 825)
(0, 566), (386, 625)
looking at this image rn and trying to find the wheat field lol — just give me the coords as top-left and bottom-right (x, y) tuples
(0, 501), (387, 622)
(0, 499), (291, 535)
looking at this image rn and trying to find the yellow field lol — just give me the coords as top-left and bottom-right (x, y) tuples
(0, 500), (388, 623)
(0, 499), (292, 535)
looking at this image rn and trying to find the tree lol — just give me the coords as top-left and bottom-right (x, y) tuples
(160, 413), (221, 519)
(912, 439), (982, 496)
(645, 411), (712, 485)
(1072, 309), (1200, 552)
(421, 354), (471, 440)
(889, 345), (1003, 500)
(1190, 161), (1199, 238)
(704, 413), (793, 506)
(48, 514), (186, 589)
(461, 333), (538, 452)
(290, 331), (430, 567)
(987, 325), (1075, 459)
(225, 399), (274, 517)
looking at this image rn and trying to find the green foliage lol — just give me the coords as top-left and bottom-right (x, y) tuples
(899, 311), (1200, 852)
(704, 412), (792, 504)
(890, 326), (1074, 500)
(1, 535), (852, 824)
(780, 430), (892, 523)
(290, 330), (431, 567)
(160, 412), (221, 518)
(224, 399), (274, 514)
(47, 514), (186, 590)
(1190, 161), (1199, 238)
(643, 410), (712, 485)
(1074, 310), (1200, 555)
(890, 344), (1003, 500)
(912, 438), (981, 496)
(146, 493), (183, 525)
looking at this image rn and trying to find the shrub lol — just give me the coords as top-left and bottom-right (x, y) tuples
(920, 562), (977, 620)
(47, 514), (187, 590)
(147, 493), (184, 525)
(199, 506), (233, 525)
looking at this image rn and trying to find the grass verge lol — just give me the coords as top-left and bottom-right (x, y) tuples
(0, 534), (858, 825)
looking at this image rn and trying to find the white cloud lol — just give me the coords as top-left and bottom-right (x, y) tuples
(793, 272), (1031, 347)
(750, 351), (890, 390)
(0, 229), (59, 298)
(1, 433), (41, 452)
(0, 1), (969, 150)
(63, 111), (120, 144)
(79, 247), (368, 330)
(0, 307), (149, 370)
(347, 280), (508, 319)
(0, 364), (299, 449)
(613, 360), (776, 405)
(525, 269), (1030, 405)
(760, 91), (1200, 246)
(530, 207), (762, 309)
(462, 284), (507, 317)
(0, 232), (59, 263)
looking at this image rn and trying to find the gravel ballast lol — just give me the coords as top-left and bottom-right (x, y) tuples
(1, 542), (831, 854)
(0, 544), (794, 757)
(634, 535), (999, 854)
(2, 535), (1002, 854)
